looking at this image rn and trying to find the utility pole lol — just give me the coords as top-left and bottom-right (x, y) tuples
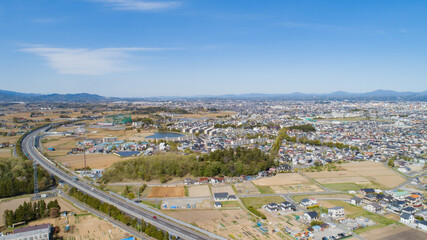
(33, 163), (39, 195)
(83, 143), (86, 170)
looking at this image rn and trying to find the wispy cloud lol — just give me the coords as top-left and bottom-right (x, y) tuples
(90, 0), (182, 11)
(20, 46), (165, 75)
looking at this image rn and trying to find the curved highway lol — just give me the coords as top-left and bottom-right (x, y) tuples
(22, 125), (222, 240)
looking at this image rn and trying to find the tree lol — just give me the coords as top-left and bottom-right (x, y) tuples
(49, 208), (60, 218)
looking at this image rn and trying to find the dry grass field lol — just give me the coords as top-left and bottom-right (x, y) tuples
(83, 127), (138, 141)
(342, 162), (406, 188)
(252, 173), (309, 186)
(0, 197), (82, 227)
(233, 181), (260, 195)
(210, 185), (236, 195)
(55, 154), (123, 169)
(176, 111), (236, 119)
(29, 212), (129, 240)
(292, 193), (354, 202)
(305, 162), (406, 189)
(0, 135), (20, 144)
(165, 209), (284, 240)
(188, 185), (211, 197)
(316, 176), (371, 184)
(0, 196), (31, 227)
(148, 186), (185, 198)
(0, 148), (12, 158)
(270, 184), (323, 194)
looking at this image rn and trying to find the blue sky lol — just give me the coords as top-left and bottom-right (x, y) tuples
(0, 0), (426, 97)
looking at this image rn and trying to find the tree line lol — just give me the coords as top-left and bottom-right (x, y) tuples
(271, 127), (359, 154)
(69, 188), (171, 240)
(0, 157), (55, 198)
(101, 147), (276, 183)
(288, 124), (316, 132)
(131, 107), (190, 115)
(3, 199), (61, 227)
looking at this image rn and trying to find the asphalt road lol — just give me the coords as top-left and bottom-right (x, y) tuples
(22, 126), (222, 240)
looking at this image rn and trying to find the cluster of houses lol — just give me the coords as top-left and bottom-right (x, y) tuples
(299, 198), (346, 221)
(213, 192), (237, 208)
(355, 188), (427, 230)
(264, 201), (297, 212)
(183, 165), (294, 186)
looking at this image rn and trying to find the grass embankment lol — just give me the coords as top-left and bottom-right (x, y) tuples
(291, 193), (354, 202)
(139, 200), (161, 209)
(254, 185), (276, 194)
(221, 201), (241, 208)
(323, 182), (386, 191)
(184, 186), (189, 197)
(240, 196), (284, 209)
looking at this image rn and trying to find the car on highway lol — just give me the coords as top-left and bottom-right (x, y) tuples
(153, 216), (157, 219)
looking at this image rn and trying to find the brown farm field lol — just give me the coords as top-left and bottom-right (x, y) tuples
(0, 196), (32, 227)
(28, 210), (129, 240)
(0, 148), (12, 158)
(360, 224), (426, 240)
(252, 173), (323, 194)
(252, 173), (309, 186)
(148, 186), (185, 198)
(0, 197), (82, 227)
(210, 185), (236, 195)
(165, 209), (284, 240)
(188, 185), (211, 197)
(305, 162), (405, 188)
(270, 184), (323, 194)
(55, 154), (124, 169)
(234, 181), (260, 195)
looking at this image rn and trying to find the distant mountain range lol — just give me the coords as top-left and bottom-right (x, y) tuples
(0, 89), (426, 102)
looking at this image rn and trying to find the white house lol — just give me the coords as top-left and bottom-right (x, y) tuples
(304, 211), (319, 221)
(300, 198), (317, 207)
(366, 203), (383, 213)
(417, 220), (427, 231)
(328, 207), (345, 220)
(350, 197), (362, 206)
(398, 166), (410, 173)
(400, 213), (415, 224)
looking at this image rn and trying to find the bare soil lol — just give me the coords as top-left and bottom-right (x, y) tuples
(252, 173), (309, 186)
(148, 186), (185, 198)
(55, 154), (124, 169)
(165, 209), (283, 239)
(188, 185), (211, 197)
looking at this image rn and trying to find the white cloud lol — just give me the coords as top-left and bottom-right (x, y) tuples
(91, 0), (182, 11)
(21, 46), (163, 75)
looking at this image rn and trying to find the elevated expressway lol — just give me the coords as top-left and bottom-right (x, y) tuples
(22, 125), (224, 240)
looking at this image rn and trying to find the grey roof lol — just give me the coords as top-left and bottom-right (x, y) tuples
(329, 206), (344, 210)
(400, 213), (413, 220)
(369, 202), (382, 209)
(214, 192), (228, 199)
(14, 224), (51, 234)
(306, 211), (319, 219)
(402, 207), (416, 212)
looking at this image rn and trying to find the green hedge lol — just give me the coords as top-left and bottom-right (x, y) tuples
(247, 206), (266, 219)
